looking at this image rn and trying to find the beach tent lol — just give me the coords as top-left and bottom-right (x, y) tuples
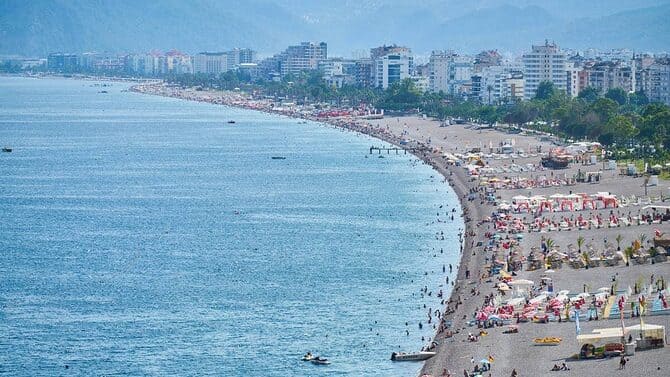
(626, 324), (665, 341)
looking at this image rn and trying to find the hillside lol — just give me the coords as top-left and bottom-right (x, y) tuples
(0, 0), (669, 56)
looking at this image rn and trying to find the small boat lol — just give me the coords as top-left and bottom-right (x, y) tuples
(310, 357), (331, 365)
(390, 351), (436, 361)
(98, 90), (108, 93)
(271, 156), (286, 160)
(301, 352), (315, 361)
(2, 147), (12, 153)
(227, 120), (236, 124)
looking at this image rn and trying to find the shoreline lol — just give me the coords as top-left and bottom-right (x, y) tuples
(129, 82), (477, 373)
(129, 82), (670, 377)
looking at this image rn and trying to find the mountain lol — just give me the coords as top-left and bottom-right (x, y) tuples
(1, 0), (669, 57)
(562, 3), (670, 52)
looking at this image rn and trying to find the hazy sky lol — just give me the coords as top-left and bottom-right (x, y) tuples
(1, 0), (669, 56)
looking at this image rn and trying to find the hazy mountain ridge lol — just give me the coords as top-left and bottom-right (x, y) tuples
(0, 0), (669, 57)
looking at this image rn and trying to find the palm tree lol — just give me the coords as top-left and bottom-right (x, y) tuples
(582, 251), (591, 269)
(639, 233), (648, 247)
(615, 234), (623, 251)
(624, 246), (634, 267)
(577, 235), (585, 253)
(545, 238), (555, 253)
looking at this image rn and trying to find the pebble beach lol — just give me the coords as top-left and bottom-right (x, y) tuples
(131, 83), (670, 377)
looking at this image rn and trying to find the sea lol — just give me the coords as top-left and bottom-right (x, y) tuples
(0, 76), (463, 376)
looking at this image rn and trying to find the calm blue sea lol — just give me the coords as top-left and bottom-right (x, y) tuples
(0, 76), (463, 376)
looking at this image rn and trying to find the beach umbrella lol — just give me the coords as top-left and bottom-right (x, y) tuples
(544, 269), (555, 274)
(479, 359), (491, 364)
(497, 283), (511, 291)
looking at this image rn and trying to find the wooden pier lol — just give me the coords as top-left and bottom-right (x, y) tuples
(369, 146), (429, 155)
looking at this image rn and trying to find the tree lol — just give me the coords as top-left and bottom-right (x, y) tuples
(605, 88), (628, 106)
(602, 115), (638, 146)
(624, 246), (634, 266)
(591, 98), (619, 123)
(378, 78), (422, 111)
(577, 235), (585, 253)
(629, 91), (649, 107)
(578, 87), (600, 103)
(487, 84), (493, 104)
(535, 81), (557, 101)
(616, 234), (623, 251)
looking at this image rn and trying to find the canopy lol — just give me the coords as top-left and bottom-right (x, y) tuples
(508, 279), (534, 286)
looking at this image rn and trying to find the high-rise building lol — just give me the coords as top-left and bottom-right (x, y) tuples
(354, 59), (373, 87)
(638, 58), (670, 105)
(522, 41), (567, 100)
(583, 61), (634, 94)
(476, 64), (524, 104)
(225, 48), (256, 69)
(47, 53), (79, 72)
(371, 45), (413, 89)
(428, 51), (473, 95)
(319, 58), (356, 88)
(277, 42), (327, 77)
(193, 52), (229, 75)
(429, 51), (455, 93)
(566, 65), (584, 98)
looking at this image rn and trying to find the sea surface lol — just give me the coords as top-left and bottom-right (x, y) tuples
(0, 76), (463, 376)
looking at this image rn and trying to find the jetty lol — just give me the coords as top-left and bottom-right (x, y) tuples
(369, 146), (429, 155)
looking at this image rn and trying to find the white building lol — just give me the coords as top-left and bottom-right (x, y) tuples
(645, 59), (670, 105)
(428, 51), (454, 93)
(193, 52), (229, 75)
(412, 75), (430, 93)
(566, 65), (582, 98)
(278, 42), (327, 77)
(371, 46), (413, 89)
(428, 51), (474, 95)
(478, 65), (524, 104)
(319, 58), (356, 88)
(522, 41), (567, 99)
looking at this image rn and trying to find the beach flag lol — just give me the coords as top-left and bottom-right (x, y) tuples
(574, 310), (581, 335)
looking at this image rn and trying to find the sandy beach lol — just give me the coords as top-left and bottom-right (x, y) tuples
(131, 83), (670, 377)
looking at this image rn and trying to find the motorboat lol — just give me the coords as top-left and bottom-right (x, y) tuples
(301, 352), (315, 361)
(390, 351), (436, 361)
(227, 120), (236, 124)
(2, 147), (12, 153)
(310, 357), (331, 365)
(271, 156), (286, 160)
